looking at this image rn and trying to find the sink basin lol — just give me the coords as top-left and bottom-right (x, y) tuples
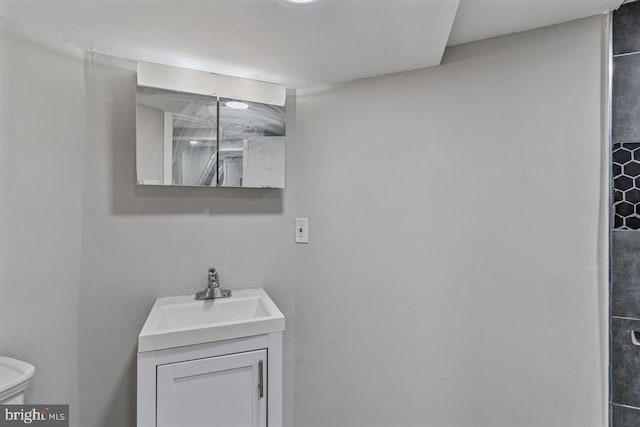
(138, 288), (285, 352)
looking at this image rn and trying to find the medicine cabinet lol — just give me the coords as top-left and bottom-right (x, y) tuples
(135, 62), (286, 188)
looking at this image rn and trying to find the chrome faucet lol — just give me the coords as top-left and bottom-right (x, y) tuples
(195, 267), (232, 300)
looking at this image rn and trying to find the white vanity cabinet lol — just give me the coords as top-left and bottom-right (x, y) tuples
(137, 289), (285, 427)
(157, 349), (267, 427)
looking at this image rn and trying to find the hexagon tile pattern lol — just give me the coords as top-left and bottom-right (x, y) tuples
(613, 143), (640, 229)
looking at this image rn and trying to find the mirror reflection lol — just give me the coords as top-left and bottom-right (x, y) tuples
(136, 88), (286, 188)
(219, 98), (286, 188)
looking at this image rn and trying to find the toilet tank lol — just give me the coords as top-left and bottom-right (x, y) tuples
(0, 357), (35, 404)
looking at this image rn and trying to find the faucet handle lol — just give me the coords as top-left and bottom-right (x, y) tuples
(195, 267), (230, 300)
(208, 267), (218, 282)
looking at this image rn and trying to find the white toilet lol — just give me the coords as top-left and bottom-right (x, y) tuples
(0, 357), (35, 404)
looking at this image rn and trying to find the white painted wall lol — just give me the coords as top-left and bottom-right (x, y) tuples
(293, 16), (608, 427)
(0, 21), (297, 427)
(0, 11), (609, 427)
(0, 19), (84, 423)
(77, 54), (297, 427)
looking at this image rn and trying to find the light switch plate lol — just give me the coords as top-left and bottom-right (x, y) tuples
(295, 218), (309, 244)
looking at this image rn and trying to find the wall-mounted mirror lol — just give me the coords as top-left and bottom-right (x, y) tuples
(137, 87), (218, 186)
(219, 98), (285, 188)
(136, 66), (286, 188)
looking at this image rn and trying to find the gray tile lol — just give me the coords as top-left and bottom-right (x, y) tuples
(613, 404), (640, 427)
(613, 54), (640, 143)
(612, 231), (640, 318)
(612, 317), (640, 406)
(614, 2), (640, 56)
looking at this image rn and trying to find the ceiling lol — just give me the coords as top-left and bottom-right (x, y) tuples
(0, 0), (624, 89)
(449, 0), (623, 46)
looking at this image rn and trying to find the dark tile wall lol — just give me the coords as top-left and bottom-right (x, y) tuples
(612, 317), (640, 406)
(612, 4), (640, 427)
(613, 55), (640, 145)
(614, 1), (640, 55)
(613, 404), (640, 427)
(612, 231), (640, 318)
(612, 143), (640, 229)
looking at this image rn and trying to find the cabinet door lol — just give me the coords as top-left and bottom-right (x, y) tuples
(157, 349), (267, 427)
